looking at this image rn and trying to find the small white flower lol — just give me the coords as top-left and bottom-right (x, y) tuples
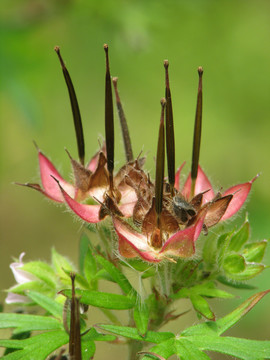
(5, 253), (35, 304)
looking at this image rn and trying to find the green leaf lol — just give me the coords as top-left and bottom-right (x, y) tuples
(182, 290), (270, 337)
(7, 280), (51, 295)
(134, 302), (149, 336)
(243, 240), (268, 263)
(0, 330), (68, 360)
(141, 338), (176, 359)
(80, 328), (100, 360)
(227, 264), (264, 281)
(79, 232), (90, 274)
(223, 254), (246, 274)
(96, 255), (136, 298)
(0, 313), (62, 334)
(172, 281), (234, 299)
(217, 275), (256, 290)
(3, 331), (31, 356)
(27, 291), (63, 319)
(228, 220), (250, 252)
(185, 335), (270, 359)
(21, 261), (56, 289)
(97, 325), (174, 343)
(62, 289), (135, 310)
(215, 289), (270, 335)
(190, 295), (215, 320)
(175, 338), (211, 359)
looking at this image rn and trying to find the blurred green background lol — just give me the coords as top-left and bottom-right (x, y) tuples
(1, 0), (270, 358)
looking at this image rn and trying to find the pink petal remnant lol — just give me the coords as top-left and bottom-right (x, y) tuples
(39, 151), (75, 202)
(6, 293), (31, 304)
(182, 165), (215, 203)
(9, 253), (34, 284)
(221, 174), (259, 221)
(56, 180), (101, 223)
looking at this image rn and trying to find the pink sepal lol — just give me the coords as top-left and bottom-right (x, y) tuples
(39, 151), (75, 202)
(118, 236), (161, 262)
(114, 214), (205, 263)
(57, 181), (101, 223)
(182, 165), (215, 203)
(174, 162), (186, 191)
(114, 219), (161, 262)
(221, 174), (259, 221)
(160, 215), (205, 258)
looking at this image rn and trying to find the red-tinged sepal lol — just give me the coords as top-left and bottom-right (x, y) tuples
(114, 212), (205, 263)
(160, 213), (205, 258)
(182, 165), (215, 203)
(114, 218), (160, 262)
(221, 174), (259, 221)
(38, 151), (75, 202)
(54, 178), (101, 223)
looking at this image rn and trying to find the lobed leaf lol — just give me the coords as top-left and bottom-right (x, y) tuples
(0, 330), (68, 360)
(215, 289), (270, 335)
(185, 335), (270, 360)
(140, 338), (176, 360)
(97, 325), (174, 343)
(182, 290), (270, 337)
(134, 302), (149, 337)
(27, 291), (63, 319)
(0, 313), (62, 334)
(175, 338), (211, 359)
(62, 289), (136, 310)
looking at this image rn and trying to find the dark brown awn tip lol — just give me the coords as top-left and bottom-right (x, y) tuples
(112, 77), (134, 162)
(54, 46), (65, 69)
(155, 98), (166, 222)
(54, 46), (85, 166)
(191, 66), (203, 198)
(164, 60), (175, 196)
(104, 43), (114, 186)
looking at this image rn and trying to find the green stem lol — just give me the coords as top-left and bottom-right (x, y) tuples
(158, 263), (170, 297)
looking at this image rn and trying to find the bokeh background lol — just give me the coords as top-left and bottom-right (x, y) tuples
(1, 0), (270, 358)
